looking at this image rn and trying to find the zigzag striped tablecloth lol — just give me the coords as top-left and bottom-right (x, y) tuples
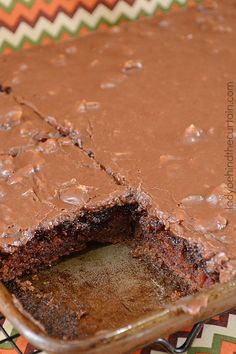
(1, 310), (236, 354)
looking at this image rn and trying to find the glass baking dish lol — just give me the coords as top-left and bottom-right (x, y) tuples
(0, 243), (236, 354)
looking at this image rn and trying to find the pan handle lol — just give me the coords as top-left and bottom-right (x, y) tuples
(153, 320), (205, 354)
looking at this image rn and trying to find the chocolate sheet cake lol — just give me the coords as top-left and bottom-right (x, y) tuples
(0, 1), (235, 288)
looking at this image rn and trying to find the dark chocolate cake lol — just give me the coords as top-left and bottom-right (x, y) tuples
(0, 0), (235, 289)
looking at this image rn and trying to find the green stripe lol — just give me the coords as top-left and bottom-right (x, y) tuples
(0, 341), (15, 349)
(0, 0), (34, 13)
(188, 333), (236, 354)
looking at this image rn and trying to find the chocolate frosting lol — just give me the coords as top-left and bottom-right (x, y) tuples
(0, 96), (133, 253)
(0, 0), (236, 281)
(0, 94), (59, 156)
(0, 137), (133, 253)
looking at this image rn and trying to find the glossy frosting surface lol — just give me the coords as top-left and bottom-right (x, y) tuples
(0, 95), (130, 253)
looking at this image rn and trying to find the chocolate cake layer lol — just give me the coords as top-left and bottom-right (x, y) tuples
(0, 1), (235, 284)
(0, 132), (139, 280)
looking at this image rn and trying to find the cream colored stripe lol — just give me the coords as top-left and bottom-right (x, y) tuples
(2, 318), (14, 335)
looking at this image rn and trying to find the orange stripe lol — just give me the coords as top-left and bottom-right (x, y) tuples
(220, 341), (236, 354)
(41, 36), (54, 45)
(212, 315), (220, 320)
(2, 48), (13, 55)
(182, 326), (194, 332)
(0, 349), (17, 354)
(15, 335), (29, 352)
(188, 0), (198, 7)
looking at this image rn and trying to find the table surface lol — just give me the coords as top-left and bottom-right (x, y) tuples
(1, 309), (236, 354)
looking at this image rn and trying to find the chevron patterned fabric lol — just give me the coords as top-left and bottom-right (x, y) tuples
(0, 0), (202, 53)
(1, 310), (236, 354)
